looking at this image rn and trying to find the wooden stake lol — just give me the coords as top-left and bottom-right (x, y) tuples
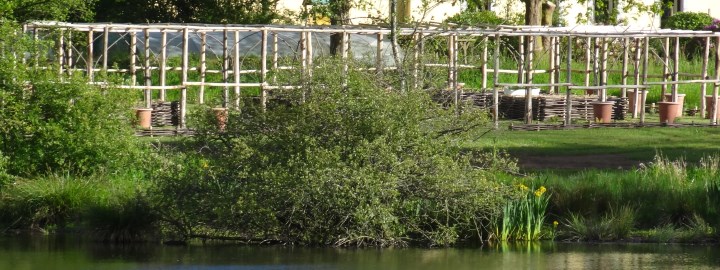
(87, 29), (94, 81)
(549, 36), (556, 94)
(493, 33), (501, 129)
(222, 29), (229, 108)
(181, 28), (189, 128)
(518, 36), (525, 84)
(160, 30), (167, 101)
(672, 36), (680, 102)
(600, 37), (608, 101)
(565, 36), (573, 126)
(144, 28), (151, 108)
(199, 32), (207, 104)
(376, 33), (383, 76)
(641, 37), (649, 124)
(662, 37), (670, 98)
(482, 35), (489, 89)
(525, 36), (534, 124)
(621, 37), (629, 97)
(129, 31), (136, 87)
(233, 30), (241, 109)
(66, 31), (73, 75)
(585, 37), (591, 88)
(632, 38), (641, 118)
(58, 30), (64, 77)
(261, 29), (268, 111)
(700, 36), (710, 118)
(712, 36), (720, 125)
(103, 26), (109, 75)
(272, 32), (278, 85)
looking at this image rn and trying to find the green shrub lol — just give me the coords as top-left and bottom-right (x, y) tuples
(0, 22), (145, 177)
(446, 10), (505, 26)
(151, 58), (517, 247)
(662, 12), (714, 30)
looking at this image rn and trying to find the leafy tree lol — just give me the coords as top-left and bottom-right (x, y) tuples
(0, 0), (95, 22)
(94, 0), (278, 24)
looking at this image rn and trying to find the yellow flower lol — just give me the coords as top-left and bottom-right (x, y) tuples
(201, 160), (209, 169)
(553, 220), (559, 228)
(534, 186), (547, 197)
(517, 184), (529, 192)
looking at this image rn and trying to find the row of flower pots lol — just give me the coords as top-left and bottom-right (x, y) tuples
(134, 107), (228, 130)
(592, 92), (719, 124)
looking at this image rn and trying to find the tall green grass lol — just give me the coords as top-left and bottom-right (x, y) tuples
(494, 184), (550, 241)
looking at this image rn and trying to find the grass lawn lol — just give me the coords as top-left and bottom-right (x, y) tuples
(466, 126), (720, 169)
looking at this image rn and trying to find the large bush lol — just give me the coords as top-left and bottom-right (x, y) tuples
(0, 22), (145, 176)
(661, 12), (716, 58)
(152, 59), (517, 247)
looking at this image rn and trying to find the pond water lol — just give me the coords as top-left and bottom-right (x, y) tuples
(2, 236), (720, 270)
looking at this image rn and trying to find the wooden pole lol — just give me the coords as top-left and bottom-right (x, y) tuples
(525, 36), (534, 124)
(199, 32), (207, 104)
(87, 29), (94, 81)
(233, 31), (241, 109)
(585, 37), (591, 88)
(144, 28), (151, 108)
(493, 33), (501, 129)
(129, 31), (136, 87)
(261, 29), (268, 111)
(181, 28), (189, 128)
(518, 36), (525, 84)
(222, 29), (229, 108)
(272, 32), (278, 85)
(641, 37), (649, 124)
(160, 30), (167, 101)
(621, 37), (629, 98)
(66, 31), (73, 75)
(482, 35), (489, 89)
(549, 36), (556, 94)
(555, 36), (561, 93)
(662, 37), (670, 99)
(600, 37), (608, 101)
(672, 36), (680, 102)
(448, 34), (455, 90)
(632, 38), (641, 118)
(527, 36), (534, 84)
(307, 31), (313, 77)
(58, 30), (64, 77)
(103, 26), (109, 76)
(700, 36), (710, 118)
(413, 32), (421, 90)
(565, 36), (573, 125)
(341, 32), (349, 87)
(712, 36), (720, 125)
(376, 33), (383, 76)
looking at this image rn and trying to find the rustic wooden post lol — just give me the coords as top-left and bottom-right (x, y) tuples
(222, 29), (229, 108)
(307, 31), (313, 77)
(662, 37), (670, 99)
(700, 36), (710, 118)
(181, 28), (189, 129)
(143, 28), (151, 108)
(448, 33), (455, 90)
(376, 33), (383, 76)
(584, 37), (591, 88)
(527, 36), (535, 84)
(66, 31), (73, 75)
(632, 37), (641, 118)
(482, 35), (489, 89)
(261, 29), (268, 111)
(199, 32), (207, 104)
(493, 33), (501, 129)
(58, 30), (64, 77)
(87, 28), (94, 81)
(233, 30), (241, 109)
(641, 37), (649, 124)
(712, 36), (720, 125)
(549, 36), (556, 94)
(272, 32), (278, 85)
(103, 26), (109, 77)
(525, 36), (535, 124)
(160, 30), (167, 101)
(129, 31), (137, 86)
(671, 36), (680, 102)
(341, 31), (349, 87)
(565, 36), (573, 126)
(518, 36), (525, 84)
(600, 37), (608, 101)
(413, 32), (421, 90)
(621, 37), (629, 98)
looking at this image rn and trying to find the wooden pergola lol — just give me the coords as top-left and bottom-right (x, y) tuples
(23, 22), (720, 129)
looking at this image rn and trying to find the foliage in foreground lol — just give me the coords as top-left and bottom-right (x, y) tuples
(151, 59), (518, 247)
(494, 184), (549, 241)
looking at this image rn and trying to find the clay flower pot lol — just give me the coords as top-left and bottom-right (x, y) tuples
(212, 107), (228, 131)
(627, 90), (647, 114)
(592, 101), (615, 123)
(663, 93), (685, 117)
(705, 95), (720, 119)
(135, 108), (153, 129)
(658, 102), (680, 124)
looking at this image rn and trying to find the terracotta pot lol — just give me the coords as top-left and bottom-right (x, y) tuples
(585, 90), (595, 96)
(705, 95), (720, 119)
(212, 107), (228, 131)
(627, 90), (647, 114)
(592, 101), (614, 123)
(658, 102), (680, 124)
(135, 108), (153, 129)
(663, 94), (685, 117)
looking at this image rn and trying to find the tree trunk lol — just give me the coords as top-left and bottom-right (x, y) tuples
(541, 1), (556, 50)
(525, 0), (544, 52)
(329, 0), (351, 56)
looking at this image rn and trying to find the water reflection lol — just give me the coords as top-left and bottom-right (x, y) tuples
(1, 237), (719, 270)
